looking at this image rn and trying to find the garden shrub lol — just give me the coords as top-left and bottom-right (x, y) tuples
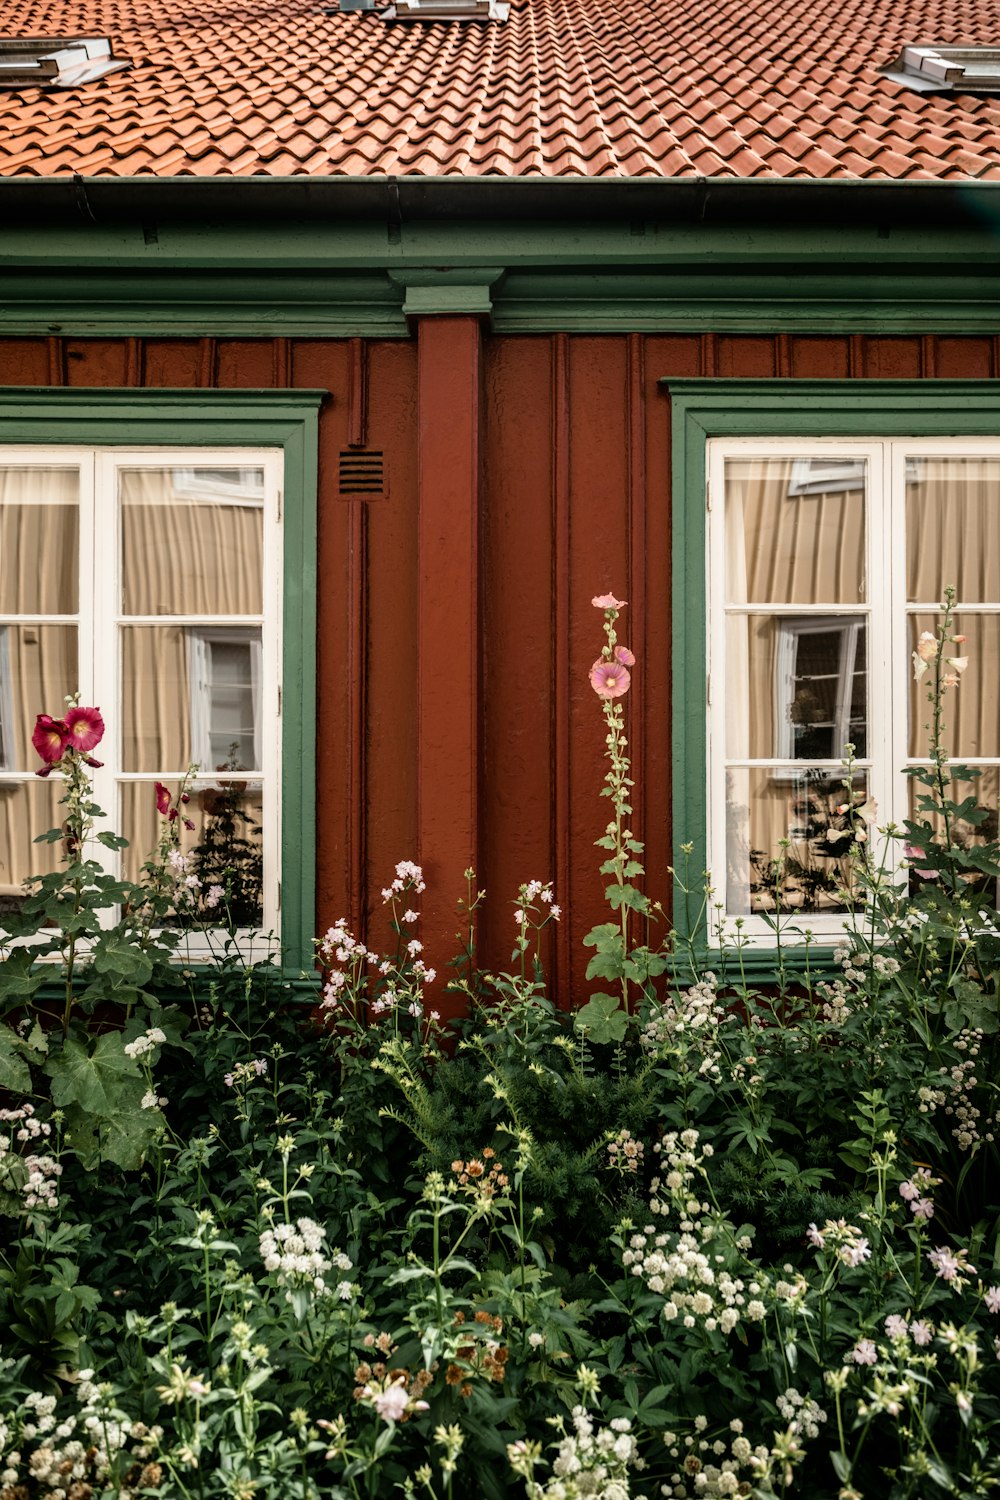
(0, 597), (999, 1498)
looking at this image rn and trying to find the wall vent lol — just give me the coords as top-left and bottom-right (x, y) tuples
(339, 450), (386, 497)
(0, 36), (130, 88)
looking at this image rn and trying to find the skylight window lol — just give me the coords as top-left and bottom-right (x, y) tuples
(881, 44), (1000, 93)
(0, 37), (130, 88)
(334, 0), (509, 19)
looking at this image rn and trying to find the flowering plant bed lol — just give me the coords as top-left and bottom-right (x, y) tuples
(1, 598), (1000, 1498)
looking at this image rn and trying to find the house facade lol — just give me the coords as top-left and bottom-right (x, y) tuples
(2, 2), (1000, 1009)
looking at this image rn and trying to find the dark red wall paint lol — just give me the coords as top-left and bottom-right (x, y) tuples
(1, 331), (993, 1010)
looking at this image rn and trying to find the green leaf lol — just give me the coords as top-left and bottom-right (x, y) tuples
(0, 1024), (32, 1092)
(90, 937), (154, 985)
(96, 830), (130, 850)
(0, 948), (45, 1005)
(582, 922), (621, 948)
(101, 1102), (164, 1170)
(574, 993), (628, 1044)
(45, 1031), (140, 1115)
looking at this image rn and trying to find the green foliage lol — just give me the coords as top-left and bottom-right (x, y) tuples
(3, 604), (1000, 1497)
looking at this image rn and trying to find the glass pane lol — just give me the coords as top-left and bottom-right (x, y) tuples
(121, 779), (264, 928)
(0, 625), (78, 772)
(908, 613), (1000, 759)
(0, 466), (79, 614)
(725, 456), (867, 605)
(122, 626), (261, 774)
(120, 467), (264, 616)
(725, 767), (868, 916)
(906, 457), (1000, 604)
(727, 614), (867, 760)
(0, 779), (67, 912)
(906, 766), (999, 907)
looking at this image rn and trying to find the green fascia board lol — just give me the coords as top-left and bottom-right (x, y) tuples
(0, 386), (324, 977)
(4, 218), (1000, 335)
(665, 377), (1000, 971)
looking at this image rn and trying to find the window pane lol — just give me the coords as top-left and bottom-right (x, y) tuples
(0, 467), (79, 613)
(121, 779), (264, 929)
(908, 613), (1000, 759)
(906, 457), (1000, 604)
(120, 467), (264, 616)
(906, 766), (998, 907)
(727, 613), (867, 759)
(0, 625), (78, 772)
(725, 767), (867, 916)
(122, 626), (262, 774)
(0, 779), (67, 912)
(724, 456), (867, 605)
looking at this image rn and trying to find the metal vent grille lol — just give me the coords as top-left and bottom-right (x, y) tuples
(339, 450), (386, 497)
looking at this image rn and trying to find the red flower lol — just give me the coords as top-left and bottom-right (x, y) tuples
(32, 714), (70, 771)
(155, 782), (172, 816)
(64, 705), (104, 753)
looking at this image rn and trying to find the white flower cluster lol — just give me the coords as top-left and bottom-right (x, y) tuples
(511, 1406), (646, 1500)
(915, 1029), (998, 1151)
(640, 977), (732, 1080)
(258, 1218), (354, 1298)
(0, 1368), (163, 1498)
(662, 1419), (771, 1498)
(774, 1387), (827, 1439)
(621, 1130), (763, 1339)
(123, 1026), (166, 1060)
(0, 1103), (61, 1212)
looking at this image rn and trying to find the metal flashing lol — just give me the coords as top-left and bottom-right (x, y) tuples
(881, 43), (1000, 93)
(0, 35), (130, 88)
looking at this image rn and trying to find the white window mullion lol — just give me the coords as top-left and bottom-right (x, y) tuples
(261, 451), (283, 935)
(89, 453), (120, 895)
(887, 441), (911, 870)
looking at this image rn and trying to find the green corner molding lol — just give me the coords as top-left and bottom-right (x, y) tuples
(0, 386), (327, 980)
(664, 378), (1000, 981)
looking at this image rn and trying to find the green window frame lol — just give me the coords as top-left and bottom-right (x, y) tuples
(0, 386), (324, 977)
(665, 378), (1000, 979)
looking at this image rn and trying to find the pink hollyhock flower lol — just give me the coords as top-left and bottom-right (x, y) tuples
(614, 644), (636, 666)
(64, 705), (104, 753)
(912, 631), (937, 681)
(32, 714), (69, 775)
(589, 657), (631, 699)
(591, 593), (627, 610)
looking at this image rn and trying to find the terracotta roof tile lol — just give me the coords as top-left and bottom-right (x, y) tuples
(2, 0), (1000, 179)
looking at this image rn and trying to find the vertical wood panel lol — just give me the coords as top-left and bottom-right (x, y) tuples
(565, 337), (631, 1005)
(64, 340), (128, 385)
(0, 340), (51, 384)
(362, 341), (419, 954)
(215, 341), (275, 387)
(626, 334), (647, 889)
(789, 336), (851, 377)
(551, 332), (572, 999)
(143, 341), (204, 387)
(480, 336), (555, 975)
(415, 317), (482, 1018)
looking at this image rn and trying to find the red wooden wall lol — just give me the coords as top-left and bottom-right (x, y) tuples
(2, 330), (997, 1009)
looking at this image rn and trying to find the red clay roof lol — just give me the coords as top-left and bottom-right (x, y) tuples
(1, 0), (1000, 179)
